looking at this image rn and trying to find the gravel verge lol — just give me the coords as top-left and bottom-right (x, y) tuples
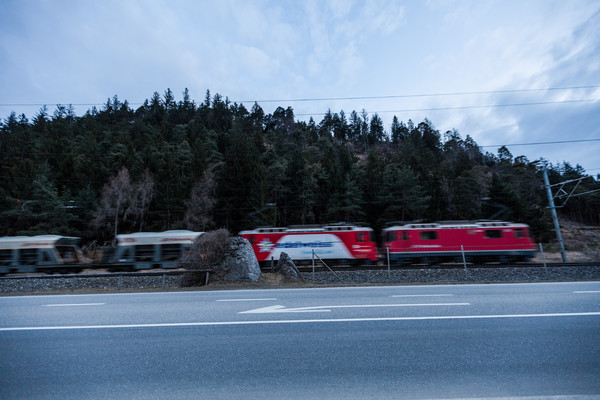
(0, 265), (598, 294)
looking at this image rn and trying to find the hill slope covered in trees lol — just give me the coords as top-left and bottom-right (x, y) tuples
(1, 89), (599, 245)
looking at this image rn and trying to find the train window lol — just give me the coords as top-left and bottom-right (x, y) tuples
(484, 229), (502, 239)
(420, 231), (438, 240)
(402, 232), (409, 241)
(19, 249), (38, 265)
(41, 250), (52, 263)
(0, 250), (11, 266)
(357, 232), (368, 242)
(135, 245), (154, 261)
(161, 244), (181, 261)
(385, 231), (396, 242)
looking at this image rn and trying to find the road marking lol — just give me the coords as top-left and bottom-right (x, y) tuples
(43, 303), (105, 307)
(391, 294), (453, 298)
(1, 312), (599, 331)
(240, 303), (470, 314)
(574, 291), (600, 294)
(216, 298), (277, 302)
(428, 395), (600, 400)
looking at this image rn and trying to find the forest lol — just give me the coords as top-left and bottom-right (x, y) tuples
(1, 88), (599, 246)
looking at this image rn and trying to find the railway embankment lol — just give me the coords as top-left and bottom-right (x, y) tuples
(0, 264), (599, 293)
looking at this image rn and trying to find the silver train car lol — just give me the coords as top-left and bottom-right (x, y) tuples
(0, 235), (83, 275)
(104, 230), (204, 271)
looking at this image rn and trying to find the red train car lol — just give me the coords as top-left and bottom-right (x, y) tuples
(239, 223), (378, 267)
(382, 221), (536, 265)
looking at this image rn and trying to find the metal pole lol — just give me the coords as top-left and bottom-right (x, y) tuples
(461, 245), (467, 271)
(539, 243), (547, 272)
(543, 168), (567, 262)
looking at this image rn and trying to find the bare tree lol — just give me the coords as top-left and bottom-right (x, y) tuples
(93, 167), (134, 239)
(131, 169), (155, 231)
(182, 170), (217, 231)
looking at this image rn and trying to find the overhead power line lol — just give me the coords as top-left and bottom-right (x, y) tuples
(243, 85), (600, 103)
(294, 98), (600, 116)
(480, 138), (600, 148)
(1, 85), (598, 108)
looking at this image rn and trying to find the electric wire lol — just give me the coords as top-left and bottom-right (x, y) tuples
(1, 84), (599, 109)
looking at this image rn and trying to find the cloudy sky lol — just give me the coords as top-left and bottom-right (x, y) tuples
(1, 0), (599, 173)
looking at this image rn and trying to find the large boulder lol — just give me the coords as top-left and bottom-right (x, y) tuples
(222, 237), (261, 281)
(276, 252), (301, 281)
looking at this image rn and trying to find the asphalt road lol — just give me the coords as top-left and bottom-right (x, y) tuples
(1, 282), (599, 399)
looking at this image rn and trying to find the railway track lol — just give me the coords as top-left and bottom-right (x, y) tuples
(2, 261), (598, 279)
(273, 261), (600, 273)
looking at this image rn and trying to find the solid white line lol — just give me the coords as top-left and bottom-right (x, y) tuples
(427, 395), (600, 400)
(574, 291), (600, 294)
(2, 312), (599, 331)
(391, 294), (453, 297)
(216, 298), (277, 302)
(43, 303), (105, 307)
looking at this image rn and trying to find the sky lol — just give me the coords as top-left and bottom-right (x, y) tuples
(1, 0), (599, 173)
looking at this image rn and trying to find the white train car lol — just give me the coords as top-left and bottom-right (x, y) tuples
(106, 230), (203, 270)
(0, 235), (83, 274)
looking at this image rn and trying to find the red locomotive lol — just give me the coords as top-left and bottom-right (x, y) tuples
(382, 220), (536, 265)
(239, 223), (378, 266)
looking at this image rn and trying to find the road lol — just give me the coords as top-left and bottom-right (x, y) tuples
(1, 282), (599, 399)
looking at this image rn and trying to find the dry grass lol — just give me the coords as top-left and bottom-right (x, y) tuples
(536, 220), (600, 262)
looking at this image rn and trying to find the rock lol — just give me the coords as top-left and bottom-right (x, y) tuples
(222, 237), (261, 281)
(276, 252), (301, 281)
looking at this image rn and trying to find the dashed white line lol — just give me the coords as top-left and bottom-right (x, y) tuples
(43, 303), (105, 307)
(574, 291), (600, 294)
(216, 298), (278, 302)
(391, 294), (454, 298)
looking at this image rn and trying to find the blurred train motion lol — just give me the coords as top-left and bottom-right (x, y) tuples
(239, 223), (378, 268)
(0, 230), (203, 275)
(0, 235), (84, 274)
(0, 220), (538, 275)
(102, 230), (204, 271)
(382, 221), (536, 265)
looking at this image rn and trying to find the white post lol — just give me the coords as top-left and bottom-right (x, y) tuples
(387, 247), (390, 281)
(312, 249), (315, 282)
(461, 245), (467, 271)
(539, 243), (547, 272)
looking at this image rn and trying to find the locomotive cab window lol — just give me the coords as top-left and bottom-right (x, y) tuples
(357, 232), (368, 242)
(514, 229), (524, 238)
(484, 229), (502, 239)
(420, 231), (438, 240)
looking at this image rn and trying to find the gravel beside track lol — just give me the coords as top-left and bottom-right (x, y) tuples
(0, 265), (598, 293)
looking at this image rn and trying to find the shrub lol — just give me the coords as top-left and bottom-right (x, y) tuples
(180, 229), (231, 286)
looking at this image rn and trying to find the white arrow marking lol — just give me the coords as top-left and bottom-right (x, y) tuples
(239, 303), (470, 314)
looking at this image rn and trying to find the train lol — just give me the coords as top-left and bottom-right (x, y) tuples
(382, 220), (536, 265)
(0, 230), (203, 275)
(102, 230), (204, 271)
(239, 223), (378, 267)
(0, 220), (537, 275)
(0, 235), (84, 274)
